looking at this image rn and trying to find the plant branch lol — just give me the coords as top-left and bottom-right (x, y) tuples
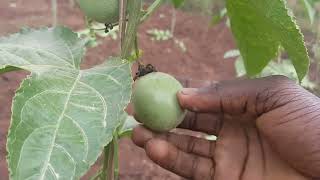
(119, 0), (127, 52)
(140, 0), (164, 23)
(113, 134), (119, 180)
(106, 142), (115, 180)
(134, 36), (139, 58)
(101, 143), (114, 180)
(120, 0), (142, 58)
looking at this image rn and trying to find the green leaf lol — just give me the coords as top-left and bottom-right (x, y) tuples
(171, 0), (185, 9)
(121, 0), (142, 59)
(226, 0), (310, 81)
(1, 27), (133, 179)
(0, 27), (85, 72)
(234, 58), (316, 89)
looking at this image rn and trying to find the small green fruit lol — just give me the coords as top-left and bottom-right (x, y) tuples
(132, 72), (186, 132)
(78, 0), (119, 24)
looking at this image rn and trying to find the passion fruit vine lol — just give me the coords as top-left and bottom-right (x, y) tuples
(132, 72), (186, 132)
(78, 0), (119, 24)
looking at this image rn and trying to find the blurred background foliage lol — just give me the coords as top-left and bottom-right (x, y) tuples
(59, 0), (320, 94)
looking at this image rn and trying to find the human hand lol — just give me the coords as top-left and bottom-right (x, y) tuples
(132, 76), (320, 180)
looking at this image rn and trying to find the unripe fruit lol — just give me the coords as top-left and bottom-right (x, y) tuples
(78, 0), (119, 24)
(132, 72), (186, 132)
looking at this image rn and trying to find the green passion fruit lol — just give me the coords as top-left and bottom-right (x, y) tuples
(132, 72), (186, 132)
(78, 0), (119, 24)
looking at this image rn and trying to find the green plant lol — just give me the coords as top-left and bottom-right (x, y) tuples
(224, 49), (316, 90)
(132, 72), (186, 132)
(0, 0), (311, 179)
(227, 0), (309, 81)
(223, 0), (320, 91)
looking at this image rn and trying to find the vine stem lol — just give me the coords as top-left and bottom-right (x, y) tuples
(100, 1), (128, 180)
(101, 142), (113, 180)
(106, 141), (115, 180)
(134, 35), (144, 66)
(100, 1), (162, 179)
(119, 0), (127, 52)
(140, 0), (164, 23)
(113, 134), (119, 180)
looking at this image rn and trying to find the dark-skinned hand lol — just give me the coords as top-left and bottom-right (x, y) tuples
(132, 76), (320, 180)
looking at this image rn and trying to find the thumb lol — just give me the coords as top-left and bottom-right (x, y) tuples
(177, 75), (297, 116)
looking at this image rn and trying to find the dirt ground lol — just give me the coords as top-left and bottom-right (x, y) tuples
(0, 0), (236, 179)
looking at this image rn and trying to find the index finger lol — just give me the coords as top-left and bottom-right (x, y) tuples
(177, 76), (296, 116)
(176, 78), (222, 135)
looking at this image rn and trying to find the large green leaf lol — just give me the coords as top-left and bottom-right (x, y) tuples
(226, 0), (310, 81)
(1, 27), (132, 179)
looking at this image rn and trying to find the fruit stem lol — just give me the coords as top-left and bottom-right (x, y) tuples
(134, 35), (144, 66)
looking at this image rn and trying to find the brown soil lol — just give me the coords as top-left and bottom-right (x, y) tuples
(0, 0), (236, 179)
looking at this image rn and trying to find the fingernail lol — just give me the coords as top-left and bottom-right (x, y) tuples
(180, 88), (198, 95)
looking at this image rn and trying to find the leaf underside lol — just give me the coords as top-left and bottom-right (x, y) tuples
(0, 27), (132, 180)
(226, 0), (310, 81)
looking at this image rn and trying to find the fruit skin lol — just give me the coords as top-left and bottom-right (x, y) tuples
(78, 0), (119, 23)
(132, 72), (186, 132)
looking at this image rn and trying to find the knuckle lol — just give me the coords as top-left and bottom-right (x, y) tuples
(186, 136), (197, 153)
(267, 75), (293, 84)
(185, 111), (198, 129)
(191, 156), (200, 178)
(263, 75), (297, 91)
(171, 149), (181, 171)
(254, 75), (309, 113)
(208, 141), (216, 157)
